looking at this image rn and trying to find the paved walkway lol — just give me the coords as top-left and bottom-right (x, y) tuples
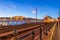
(52, 22), (60, 40)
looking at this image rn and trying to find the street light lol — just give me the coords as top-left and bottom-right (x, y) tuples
(32, 8), (37, 23)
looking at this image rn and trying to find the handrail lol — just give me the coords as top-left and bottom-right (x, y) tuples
(0, 22), (55, 40)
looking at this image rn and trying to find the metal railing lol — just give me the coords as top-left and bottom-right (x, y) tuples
(13, 22), (55, 40)
(0, 22), (55, 40)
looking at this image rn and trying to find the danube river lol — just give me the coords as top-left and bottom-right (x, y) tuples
(0, 20), (26, 26)
(0, 20), (42, 26)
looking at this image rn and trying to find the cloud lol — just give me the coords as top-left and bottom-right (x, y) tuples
(11, 4), (17, 9)
(8, 0), (21, 13)
(9, 1), (17, 9)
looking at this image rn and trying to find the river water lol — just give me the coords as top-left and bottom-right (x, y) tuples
(0, 20), (26, 26)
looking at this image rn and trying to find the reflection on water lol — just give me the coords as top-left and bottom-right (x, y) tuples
(0, 20), (26, 26)
(0, 20), (42, 26)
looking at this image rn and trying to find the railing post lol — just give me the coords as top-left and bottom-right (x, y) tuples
(45, 25), (48, 35)
(32, 29), (35, 40)
(40, 26), (42, 40)
(17, 37), (21, 40)
(0, 38), (1, 40)
(43, 26), (46, 35)
(13, 29), (18, 40)
(48, 24), (50, 31)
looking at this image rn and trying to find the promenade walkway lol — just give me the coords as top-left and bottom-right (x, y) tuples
(52, 22), (60, 40)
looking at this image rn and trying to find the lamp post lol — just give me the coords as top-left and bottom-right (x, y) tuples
(36, 8), (37, 23)
(32, 8), (37, 23)
(58, 8), (60, 27)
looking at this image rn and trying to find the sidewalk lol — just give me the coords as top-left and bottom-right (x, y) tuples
(52, 22), (60, 40)
(43, 23), (56, 40)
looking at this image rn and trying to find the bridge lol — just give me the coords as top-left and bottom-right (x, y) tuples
(0, 21), (59, 40)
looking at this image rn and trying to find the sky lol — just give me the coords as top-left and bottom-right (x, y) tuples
(0, 0), (60, 19)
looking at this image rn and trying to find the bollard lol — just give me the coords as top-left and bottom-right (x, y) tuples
(32, 29), (35, 40)
(40, 26), (42, 40)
